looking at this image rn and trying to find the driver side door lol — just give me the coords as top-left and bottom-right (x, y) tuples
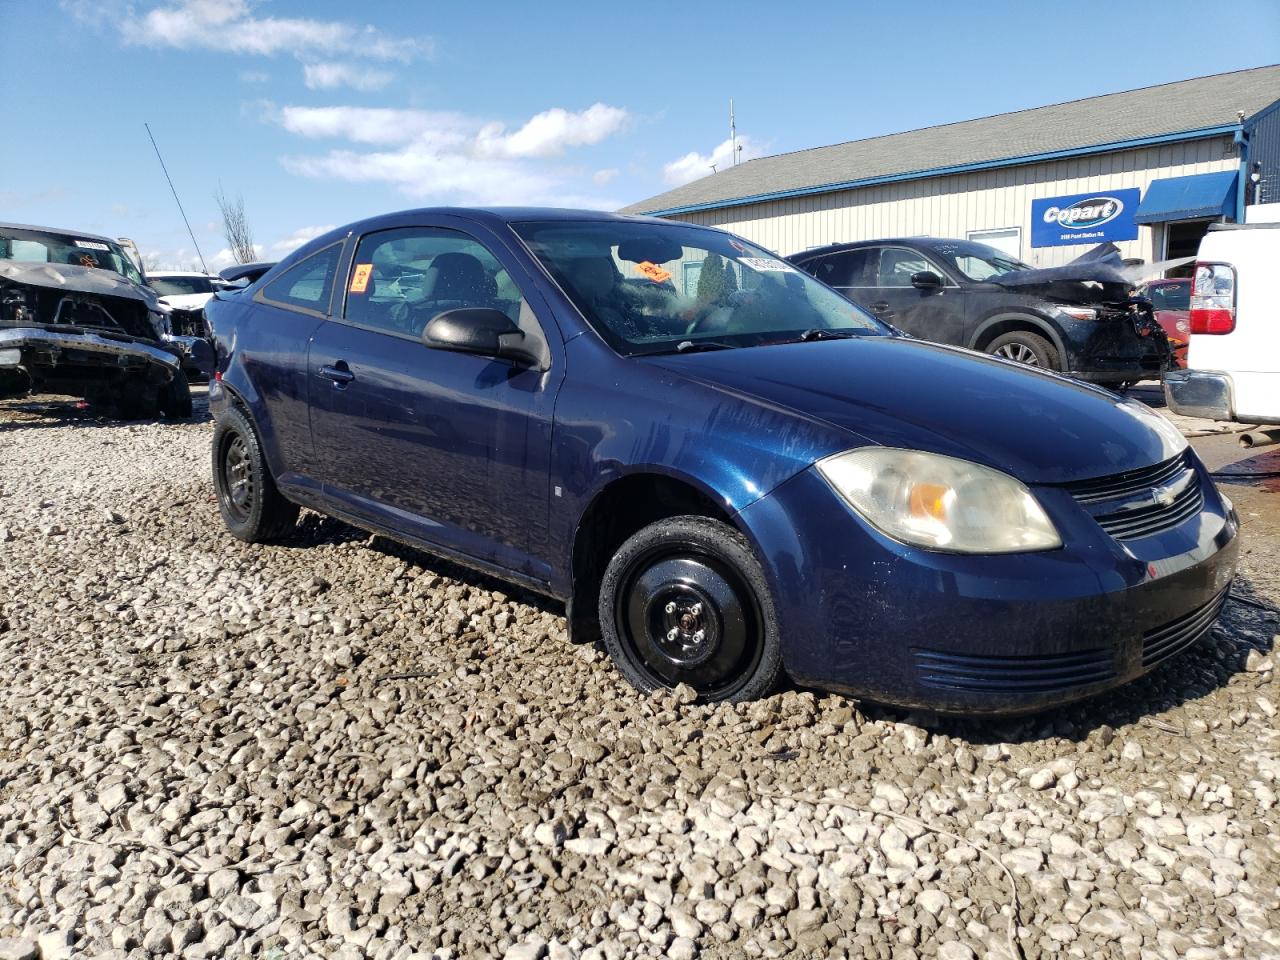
(862, 246), (967, 344)
(306, 222), (561, 583)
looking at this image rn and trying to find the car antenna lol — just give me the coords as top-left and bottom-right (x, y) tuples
(144, 122), (210, 275)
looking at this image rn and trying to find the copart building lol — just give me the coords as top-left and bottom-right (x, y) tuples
(622, 65), (1280, 267)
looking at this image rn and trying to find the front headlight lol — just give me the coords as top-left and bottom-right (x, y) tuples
(1058, 306), (1097, 321)
(816, 447), (1062, 553)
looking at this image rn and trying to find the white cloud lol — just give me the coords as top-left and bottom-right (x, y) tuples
(302, 62), (392, 92)
(663, 135), (762, 186)
(593, 168), (620, 185)
(475, 104), (629, 159)
(276, 105), (473, 146)
(207, 244), (265, 271)
(274, 102), (631, 206)
(269, 224), (337, 255)
(114, 0), (429, 61)
(240, 69), (270, 84)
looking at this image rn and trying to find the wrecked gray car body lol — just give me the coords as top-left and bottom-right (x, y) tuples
(0, 223), (202, 417)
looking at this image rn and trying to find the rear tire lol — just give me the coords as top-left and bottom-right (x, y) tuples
(158, 370), (193, 419)
(211, 405), (299, 543)
(986, 330), (1059, 370)
(113, 377), (161, 420)
(598, 516), (781, 703)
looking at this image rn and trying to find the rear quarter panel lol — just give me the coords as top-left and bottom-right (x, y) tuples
(208, 292), (326, 479)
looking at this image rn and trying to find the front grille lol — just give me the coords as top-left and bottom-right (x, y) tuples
(1142, 587), (1229, 669)
(1064, 451), (1205, 541)
(912, 647), (1116, 694)
(1067, 451), (1191, 504)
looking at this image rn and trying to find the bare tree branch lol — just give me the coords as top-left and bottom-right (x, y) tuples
(214, 186), (256, 265)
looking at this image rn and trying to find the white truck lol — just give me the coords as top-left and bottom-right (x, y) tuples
(1164, 222), (1279, 425)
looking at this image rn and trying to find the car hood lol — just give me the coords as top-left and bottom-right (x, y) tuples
(156, 292), (213, 310)
(646, 336), (1185, 485)
(0, 261), (162, 308)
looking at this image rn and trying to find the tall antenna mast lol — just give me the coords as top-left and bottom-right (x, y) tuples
(730, 99), (737, 166)
(144, 122), (209, 274)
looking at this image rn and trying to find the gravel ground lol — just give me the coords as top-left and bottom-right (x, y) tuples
(1, 392), (1278, 960)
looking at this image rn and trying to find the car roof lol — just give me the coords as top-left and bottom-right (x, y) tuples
(335, 206), (672, 237)
(277, 206), (712, 272)
(148, 271), (217, 278)
(789, 237), (941, 259)
(0, 221), (119, 245)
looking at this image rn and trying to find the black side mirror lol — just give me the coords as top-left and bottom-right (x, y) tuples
(424, 307), (540, 367)
(910, 271), (943, 291)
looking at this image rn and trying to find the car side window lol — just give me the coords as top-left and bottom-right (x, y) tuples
(259, 243), (343, 314)
(344, 227), (526, 339)
(813, 248), (876, 288)
(877, 247), (937, 288)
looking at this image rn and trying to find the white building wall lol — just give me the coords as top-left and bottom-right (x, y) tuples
(667, 136), (1238, 267)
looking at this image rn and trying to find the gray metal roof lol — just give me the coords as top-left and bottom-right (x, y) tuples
(622, 65), (1280, 216)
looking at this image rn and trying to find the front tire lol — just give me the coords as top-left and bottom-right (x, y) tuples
(986, 330), (1059, 370)
(599, 516), (781, 703)
(211, 405), (299, 543)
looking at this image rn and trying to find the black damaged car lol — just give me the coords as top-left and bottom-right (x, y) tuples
(787, 238), (1171, 386)
(0, 222), (202, 418)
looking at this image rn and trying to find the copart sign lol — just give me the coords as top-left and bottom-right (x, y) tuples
(1031, 188), (1140, 247)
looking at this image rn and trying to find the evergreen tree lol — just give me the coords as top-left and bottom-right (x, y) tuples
(721, 259), (739, 295)
(697, 253), (725, 303)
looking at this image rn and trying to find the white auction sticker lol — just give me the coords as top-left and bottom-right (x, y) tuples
(737, 256), (793, 272)
(73, 240), (110, 251)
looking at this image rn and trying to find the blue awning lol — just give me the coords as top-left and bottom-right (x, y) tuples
(1134, 171), (1238, 224)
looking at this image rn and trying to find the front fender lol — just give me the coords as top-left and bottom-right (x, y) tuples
(969, 310), (1067, 362)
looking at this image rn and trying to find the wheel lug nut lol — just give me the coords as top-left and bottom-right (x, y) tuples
(693, 629), (705, 642)
(666, 628), (679, 641)
(664, 601), (676, 614)
(690, 603), (702, 617)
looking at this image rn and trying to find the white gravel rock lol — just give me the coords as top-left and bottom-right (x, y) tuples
(1, 393), (1278, 958)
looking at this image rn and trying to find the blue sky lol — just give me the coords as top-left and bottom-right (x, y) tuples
(2, 0), (1278, 269)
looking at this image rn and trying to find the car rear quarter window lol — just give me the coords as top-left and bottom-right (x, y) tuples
(342, 227), (525, 339)
(259, 243), (343, 315)
(811, 248), (877, 287)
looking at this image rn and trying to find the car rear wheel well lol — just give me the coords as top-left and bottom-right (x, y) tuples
(569, 475), (734, 645)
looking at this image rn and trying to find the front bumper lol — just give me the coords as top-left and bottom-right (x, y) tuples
(1164, 369), (1234, 422)
(163, 334), (215, 378)
(0, 325), (180, 378)
(738, 464), (1239, 714)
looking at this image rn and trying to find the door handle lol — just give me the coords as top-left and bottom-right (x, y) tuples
(319, 362), (355, 386)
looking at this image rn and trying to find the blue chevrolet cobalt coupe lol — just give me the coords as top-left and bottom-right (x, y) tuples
(206, 208), (1238, 712)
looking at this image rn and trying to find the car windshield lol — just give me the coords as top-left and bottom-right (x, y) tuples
(511, 220), (887, 355)
(1148, 281), (1190, 311)
(925, 240), (1032, 282)
(150, 275), (214, 296)
(0, 227), (144, 285)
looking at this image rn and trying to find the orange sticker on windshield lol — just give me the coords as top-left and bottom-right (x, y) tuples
(636, 260), (671, 284)
(349, 263), (373, 293)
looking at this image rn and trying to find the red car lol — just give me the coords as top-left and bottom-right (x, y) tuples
(1139, 278), (1191, 368)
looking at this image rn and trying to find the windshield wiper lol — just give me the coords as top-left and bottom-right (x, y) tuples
(766, 328), (861, 345)
(675, 339), (738, 353)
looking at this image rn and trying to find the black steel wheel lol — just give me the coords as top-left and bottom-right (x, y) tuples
(211, 405), (299, 543)
(599, 516), (781, 703)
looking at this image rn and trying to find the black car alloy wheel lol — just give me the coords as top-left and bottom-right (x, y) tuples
(612, 535), (765, 700)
